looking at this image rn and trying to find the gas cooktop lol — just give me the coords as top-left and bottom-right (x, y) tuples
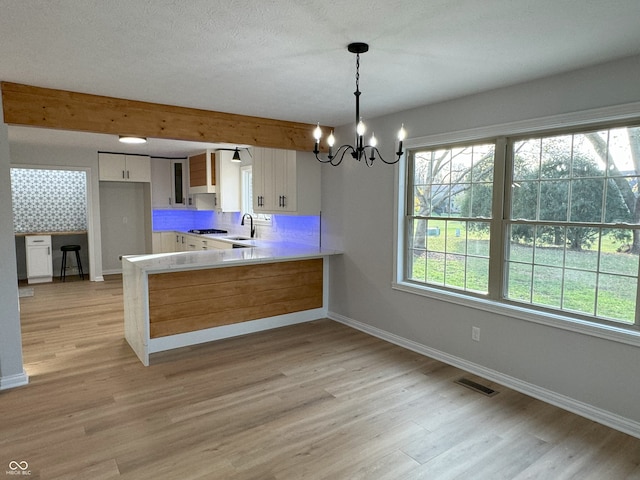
(188, 229), (228, 235)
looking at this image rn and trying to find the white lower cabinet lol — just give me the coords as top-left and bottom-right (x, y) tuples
(26, 235), (53, 284)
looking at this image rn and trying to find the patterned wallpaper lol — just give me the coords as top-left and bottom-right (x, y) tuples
(11, 168), (87, 233)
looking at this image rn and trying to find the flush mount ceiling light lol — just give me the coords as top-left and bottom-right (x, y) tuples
(313, 42), (406, 167)
(118, 135), (147, 144)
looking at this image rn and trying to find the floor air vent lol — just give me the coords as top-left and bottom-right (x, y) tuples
(454, 377), (498, 397)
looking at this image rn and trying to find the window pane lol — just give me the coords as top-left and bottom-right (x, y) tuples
(597, 273), (636, 323)
(445, 221), (466, 255)
(466, 257), (489, 293)
(513, 139), (540, 181)
(532, 265), (563, 308)
(507, 262), (532, 302)
(599, 229), (638, 276)
(562, 269), (596, 315)
(570, 178), (604, 223)
(564, 228), (598, 270)
(539, 181), (568, 221)
(511, 181), (537, 220)
(605, 177), (635, 224)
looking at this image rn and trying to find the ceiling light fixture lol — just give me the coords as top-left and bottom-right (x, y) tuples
(313, 42), (406, 167)
(231, 147), (242, 163)
(118, 135), (147, 144)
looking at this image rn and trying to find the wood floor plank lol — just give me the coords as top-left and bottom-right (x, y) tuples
(2, 275), (638, 479)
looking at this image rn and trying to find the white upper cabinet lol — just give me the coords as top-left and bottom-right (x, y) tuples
(188, 149), (241, 211)
(215, 150), (241, 212)
(252, 147), (320, 215)
(151, 158), (188, 208)
(99, 153), (151, 182)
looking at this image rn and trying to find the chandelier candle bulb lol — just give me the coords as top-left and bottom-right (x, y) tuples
(370, 133), (377, 147)
(397, 124), (406, 155)
(328, 131), (335, 157)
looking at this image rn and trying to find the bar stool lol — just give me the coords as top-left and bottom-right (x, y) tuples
(60, 245), (84, 281)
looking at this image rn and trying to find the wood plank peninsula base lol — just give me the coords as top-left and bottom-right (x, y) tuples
(122, 245), (339, 365)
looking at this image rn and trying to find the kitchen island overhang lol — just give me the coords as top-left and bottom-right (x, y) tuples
(122, 244), (341, 365)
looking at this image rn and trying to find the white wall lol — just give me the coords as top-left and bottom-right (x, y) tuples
(0, 101), (27, 389)
(322, 54), (640, 435)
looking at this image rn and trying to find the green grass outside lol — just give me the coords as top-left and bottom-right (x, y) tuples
(409, 219), (638, 324)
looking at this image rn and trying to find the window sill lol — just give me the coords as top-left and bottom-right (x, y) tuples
(392, 281), (640, 347)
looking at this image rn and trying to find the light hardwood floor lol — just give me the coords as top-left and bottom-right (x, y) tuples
(3, 276), (640, 479)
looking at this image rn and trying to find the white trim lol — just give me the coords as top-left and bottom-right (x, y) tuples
(404, 101), (640, 149)
(0, 371), (29, 390)
(101, 268), (122, 276)
(148, 309), (325, 355)
(328, 311), (640, 440)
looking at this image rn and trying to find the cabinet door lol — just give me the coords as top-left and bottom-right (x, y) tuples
(252, 147), (276, 212)
(161, 232), (176, 252)
(125, 155), (151, 182)
(26, 245), (52, 278)
(99, 153), (127, 181)
(216, 150), (241, 212)
(274, 149), (297, 212)
(189, 151), (216, 194)
(171, 160), (188, 206)
(151, 159), (172, 208)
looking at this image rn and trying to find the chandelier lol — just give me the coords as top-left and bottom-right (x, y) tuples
(313, 42), (406, 167)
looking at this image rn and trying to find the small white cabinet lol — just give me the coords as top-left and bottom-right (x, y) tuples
(25, 235), (53, 284)
(252, 147), (320, 215)
(99, 153), (151, 182)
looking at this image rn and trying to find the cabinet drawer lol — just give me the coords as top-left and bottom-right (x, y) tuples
(26, 235), (52, 246)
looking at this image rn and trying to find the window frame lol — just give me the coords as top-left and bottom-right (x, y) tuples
(394, 102), (640, 347)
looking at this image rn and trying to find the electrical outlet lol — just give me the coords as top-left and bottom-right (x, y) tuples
(472, 326), (480, 342)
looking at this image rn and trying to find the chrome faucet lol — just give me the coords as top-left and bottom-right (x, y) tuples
(241, 213), (256, 238)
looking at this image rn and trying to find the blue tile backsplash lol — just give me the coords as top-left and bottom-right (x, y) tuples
(11, 168), (88, 233)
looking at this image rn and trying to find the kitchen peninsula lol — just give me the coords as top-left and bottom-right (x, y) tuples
(122, 241), (340, 365)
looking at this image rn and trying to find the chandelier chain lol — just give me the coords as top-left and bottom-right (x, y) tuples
(355, 53), (360, 93)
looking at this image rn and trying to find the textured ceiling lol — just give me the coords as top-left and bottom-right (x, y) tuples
(2, 0), (640, 154)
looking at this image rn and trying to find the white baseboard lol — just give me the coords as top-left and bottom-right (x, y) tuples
(328, 311), (640, 440)
(101, 269), (122, 276)
(0, 371), (29, 390)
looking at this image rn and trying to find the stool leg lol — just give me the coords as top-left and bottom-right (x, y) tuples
(75, 250), (84, 280)
(60, 251), (67, 282)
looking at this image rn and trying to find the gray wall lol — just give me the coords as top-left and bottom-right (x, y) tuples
(0, 100), (26, 389)
(99, 182), (149, 273)
(323, 54), (640, 430)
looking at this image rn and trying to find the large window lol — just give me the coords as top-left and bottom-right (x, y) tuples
(403, 124), (640, 329)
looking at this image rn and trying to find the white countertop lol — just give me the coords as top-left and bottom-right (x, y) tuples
(123, 240), (341, 273)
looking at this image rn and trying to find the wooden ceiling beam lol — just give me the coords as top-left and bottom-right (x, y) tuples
(1, 82), (331, 152)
